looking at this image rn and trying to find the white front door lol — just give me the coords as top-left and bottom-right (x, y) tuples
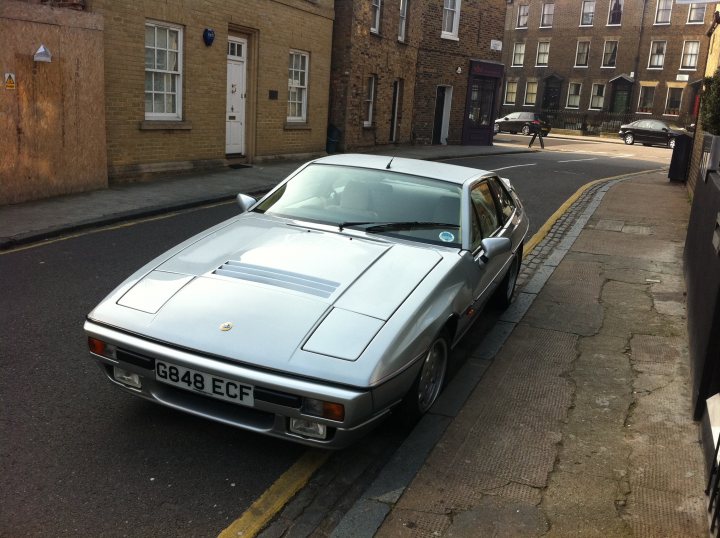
(226, 38), (247, 155)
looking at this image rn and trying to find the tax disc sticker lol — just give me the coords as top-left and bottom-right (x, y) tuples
(439, 231), (455, 243)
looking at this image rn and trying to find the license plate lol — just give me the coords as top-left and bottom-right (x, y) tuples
(155, 361), (254, 407)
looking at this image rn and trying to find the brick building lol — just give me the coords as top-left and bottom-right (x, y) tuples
(413, 0), (507, 146)
(90, 0), (334, 181)
(500, 0), (715, 133)
(329, 0), (507, 151)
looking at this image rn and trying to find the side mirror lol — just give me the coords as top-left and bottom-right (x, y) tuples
(236, 194), (257, 213)
(480, 237), (512, 261)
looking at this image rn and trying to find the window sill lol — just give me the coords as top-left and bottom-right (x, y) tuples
(511, 64), (524, 68)
(363, 123), (375, 130)
(574, 65), (589, 69)
(653, 22), (670, 26)
(601, 66), (616, 69)
(284, 122), (311, 130)
(441, 33), (459, 41)
(534, 65), (548, 68)
(140, 120), (192, 130)
(515, 26), (528, 30)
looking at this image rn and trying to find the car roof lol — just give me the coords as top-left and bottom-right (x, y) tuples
(310, 154), (491, 185)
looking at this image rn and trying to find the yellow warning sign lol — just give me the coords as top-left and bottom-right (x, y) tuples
(4, 73), (16, 90)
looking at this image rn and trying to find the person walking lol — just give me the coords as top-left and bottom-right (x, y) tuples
(528, 122), (544, 149)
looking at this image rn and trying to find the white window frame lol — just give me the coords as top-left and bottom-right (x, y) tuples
(144, 20), (183, 120)
(602, 40), (618, 68)
(524, 81), (538, 106)
(441, 0), (461, 40)
(504, 81), (518, 105)
(580, 0), (595, 26)
(566, 82), (581, 109)
(637, 85), (655, 113)
(371, 0), (382, 33)
(398, 0), (408, 41)
(575, 41), (590, 68)
(687, 3), (705, 24)
(648, 40), (666, 69)
(287, 50), (309, 123)
(516, 4), (529, 29)
(680, 40), (700, 70)
(536, 41), (550, 67)
(512, 43), (526, 67)
(607, 0), (623, 26)
(540, 3), (554, 27)
(654, 0), (672, 25)
(589, 83), (605, 110)
(363, 75), (376, 127)
(664, 87), (683, 116)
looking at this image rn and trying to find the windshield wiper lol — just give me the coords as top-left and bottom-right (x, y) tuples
(337, 221), (459, 233)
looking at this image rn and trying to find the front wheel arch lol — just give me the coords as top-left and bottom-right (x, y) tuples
(399, 332), (450, 420)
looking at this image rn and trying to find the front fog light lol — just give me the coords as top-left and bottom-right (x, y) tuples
(113, 367), (141, 389)
(289, 418), (327, 440)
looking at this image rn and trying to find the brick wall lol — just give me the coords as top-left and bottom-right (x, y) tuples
(90, 0), (333, 181)
(329, 0), (420, 151)
(330, 0), (506, 151)
(413, 0), (506, 145)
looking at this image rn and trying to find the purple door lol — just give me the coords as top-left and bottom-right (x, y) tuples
(463, 61), (503, 146)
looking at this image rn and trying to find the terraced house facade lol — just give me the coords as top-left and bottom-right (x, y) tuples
(91, 0), (334, 180)
(500, 0), (716, 133)
(329, 0), (507, 151)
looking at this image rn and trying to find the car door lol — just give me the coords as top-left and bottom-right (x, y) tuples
(650, 120), (669, 145)
(469, 179), (511, 305)
(504, 112), (520, 132)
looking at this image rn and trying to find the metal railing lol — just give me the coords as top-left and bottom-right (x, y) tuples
(497, 106), (695, 135)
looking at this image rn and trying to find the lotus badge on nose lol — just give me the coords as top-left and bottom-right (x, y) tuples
(220, 322), (233, 331)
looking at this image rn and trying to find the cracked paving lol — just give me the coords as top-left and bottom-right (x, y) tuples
(375, 176), (704, 537)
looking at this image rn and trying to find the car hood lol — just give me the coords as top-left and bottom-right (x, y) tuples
(89, 214), (443, 375)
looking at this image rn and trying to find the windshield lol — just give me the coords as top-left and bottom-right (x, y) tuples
(254, 163), (463, 247)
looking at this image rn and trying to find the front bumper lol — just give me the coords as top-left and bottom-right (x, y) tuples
(84, 320), (388, 449)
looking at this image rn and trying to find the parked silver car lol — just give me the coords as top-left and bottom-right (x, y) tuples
(85, 155), (529, 448)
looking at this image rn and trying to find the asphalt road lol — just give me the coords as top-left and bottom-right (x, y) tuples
(0, 138), (670, 537)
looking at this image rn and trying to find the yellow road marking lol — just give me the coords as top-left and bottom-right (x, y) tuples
(0, 200), (235, 255)
(218, 449), (330, 538)
(522, 168), (665, 258)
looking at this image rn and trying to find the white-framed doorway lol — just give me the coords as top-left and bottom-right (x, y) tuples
(226, 37), (247, 155)
(432, 85), (453, 145)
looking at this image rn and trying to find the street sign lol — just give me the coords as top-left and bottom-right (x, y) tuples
(4, 73), (16, 90)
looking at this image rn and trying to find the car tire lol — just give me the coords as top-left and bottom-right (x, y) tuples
(521, 125), (531, 136)
(668, 138), (676, 150)
(624, 133), (634, 145)
(400, 335), (448, 420)
(492, 247), (521, 309)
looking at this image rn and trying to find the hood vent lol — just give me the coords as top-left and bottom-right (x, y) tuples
(213, 261), (340, 298)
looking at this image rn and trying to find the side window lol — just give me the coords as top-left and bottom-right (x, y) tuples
(489, 178), (516, 224)
(470, 181), (501, 250)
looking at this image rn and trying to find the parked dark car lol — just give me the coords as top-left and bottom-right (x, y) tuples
(494, 112), (551, 136)
(618, 119), (687, 149)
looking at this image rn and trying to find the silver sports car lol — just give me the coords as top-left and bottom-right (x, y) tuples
(85, 154), (529, 448)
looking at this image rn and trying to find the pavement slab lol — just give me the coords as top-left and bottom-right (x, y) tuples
(372, 171), (705, 537)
